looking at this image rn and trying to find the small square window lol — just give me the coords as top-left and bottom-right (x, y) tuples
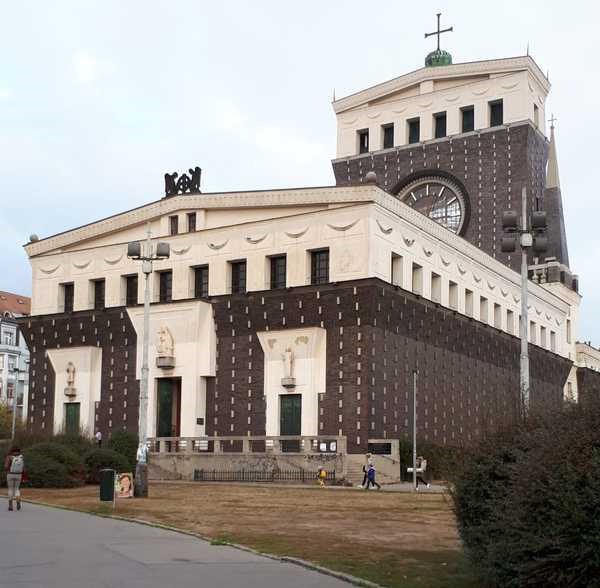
(270, 256), (286, 289)
(382, 124), (394, 149)
(433, 112), (446, 139)
(187, 212), (197, 232)
(93, 280), (105, 310)
(169, 215), (179, 236)
(358, 129), (369, 154)
(407, 118), (420, 144)
(62, 283), (74, 313)
(231, 261), (247, 294)
(461, 106), (474, 133)
(194, 266), (209, 298)
(125, 275), (138, 306)
(311, 249), (329, 285)
(489, 100), (503, 127)
(159, 271), (172, 303)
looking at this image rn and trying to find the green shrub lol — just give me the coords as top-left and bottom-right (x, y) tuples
(12, 430), (52, 449)
(108, 430), (138, 470)
(26, 442), (86, 483)
(53, 433), (95, 457)
(398, 438), (463, 481)
(0, 442), (9, 487)
(450, 399), (600, 588)
(84, 448), (131, 483)
(21, 451), (81, 488)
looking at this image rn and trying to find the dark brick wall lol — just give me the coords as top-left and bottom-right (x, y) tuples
(18, 308), (139, 438)
(577, 367), (600, 406)
(331, 123), (569, 273)
(210, 279), (572, 453)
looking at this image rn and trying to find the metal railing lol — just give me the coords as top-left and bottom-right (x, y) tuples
(193, 468), (336, 483)
(148, 435), (347, 455)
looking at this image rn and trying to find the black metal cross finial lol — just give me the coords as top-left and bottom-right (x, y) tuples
(549, 113), (557, 129)
(425, 13), (453, 51)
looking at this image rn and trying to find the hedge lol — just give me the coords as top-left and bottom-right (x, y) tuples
(84, 448), (131, 483)
(450, 399), (600, 588)
(108, 430), (138, 470)
(20, 451), (82, 488)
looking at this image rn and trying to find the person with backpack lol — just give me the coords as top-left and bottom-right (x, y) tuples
(4, 446), (25, 511)
(415, 456), (431, 490)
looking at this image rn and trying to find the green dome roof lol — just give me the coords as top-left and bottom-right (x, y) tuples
(425, 49), (452, 67)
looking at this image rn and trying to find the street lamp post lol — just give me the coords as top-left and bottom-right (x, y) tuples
(501, 187), (547, 415)
(10, 356), (29, 440)
(127, 223), (170, 497)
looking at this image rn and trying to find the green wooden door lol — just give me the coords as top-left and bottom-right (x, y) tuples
(280, 394), (301, 452)
(64, 403), (80, 435)
(157, 379), (173, 437)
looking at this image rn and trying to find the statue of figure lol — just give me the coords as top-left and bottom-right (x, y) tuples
(157, 326), (174, 357)
(282, 348), (294, 379)
(164, 172), (179, 197)
(136, 443), (148, 464)
(176, 173), (190, 194)
(189, 167), (202, 192)
(66, 362), (76, 388)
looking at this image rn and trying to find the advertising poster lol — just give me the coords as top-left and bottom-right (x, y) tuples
(115, 472), (134, 498)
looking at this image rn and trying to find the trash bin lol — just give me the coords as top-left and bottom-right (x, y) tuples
(99, 468), (115, 502)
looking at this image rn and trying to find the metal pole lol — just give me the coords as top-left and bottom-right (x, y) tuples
(11, 368), (18, 441)
(412, 370), (417, 491)
(135, 223), (152, 497)
(520, 187), (530, 414)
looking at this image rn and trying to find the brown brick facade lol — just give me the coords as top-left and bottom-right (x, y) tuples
(331, 123), (560, 274)
(19, 308), (139, 438)
(577, 367), (600, 406)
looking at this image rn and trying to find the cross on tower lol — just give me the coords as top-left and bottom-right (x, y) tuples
(425, 13), (453, 51)
(549, 113), (557, 129)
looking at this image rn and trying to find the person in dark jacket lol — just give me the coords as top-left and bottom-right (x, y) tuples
(365, 463), (381, 490)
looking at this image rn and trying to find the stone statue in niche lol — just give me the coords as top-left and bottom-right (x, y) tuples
(64, 362), (76, 397)
(164, 166), (202, 197)
(281, 347), (296, 388)
(156, 326), (175, 369)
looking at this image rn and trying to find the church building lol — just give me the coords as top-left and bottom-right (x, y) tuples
(19, 28), (600, 457)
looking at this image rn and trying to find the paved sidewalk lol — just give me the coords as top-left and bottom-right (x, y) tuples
(0, 501), (351, 588)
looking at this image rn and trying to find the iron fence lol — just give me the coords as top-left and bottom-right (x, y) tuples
(193, 468), (336, 483)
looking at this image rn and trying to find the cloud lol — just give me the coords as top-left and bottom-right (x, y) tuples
(72, 52), (114, 84)
(218, 103), (244, 130)
(0, 88), (13, 99)
(254, 125), (329, 165)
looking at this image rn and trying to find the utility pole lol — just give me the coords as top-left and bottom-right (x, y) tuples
(501, 187), (548, 416)
(10, 355), (28, 440)
(412, 370), (417, 491)
(127, 223), (170, 497)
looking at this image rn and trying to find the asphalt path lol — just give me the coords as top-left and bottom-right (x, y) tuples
(0, 500), (351, 588)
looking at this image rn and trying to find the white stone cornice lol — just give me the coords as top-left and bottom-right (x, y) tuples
(333, 56), (549, 114)
(24, 185), (381, 258)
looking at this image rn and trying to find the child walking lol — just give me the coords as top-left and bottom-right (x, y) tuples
(365, 463), (381, 490)
(4, 447), (25, 511)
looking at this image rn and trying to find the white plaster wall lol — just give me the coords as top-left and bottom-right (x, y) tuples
(46, 347), (102, 435)
(335, 65), (548, 157)
(257, 327), (326, 437)
(127, 300), (215, 437)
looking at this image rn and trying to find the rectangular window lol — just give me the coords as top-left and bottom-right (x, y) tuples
(540, 326), (547, 348)
(358, 129), (369, 154)
(2, 332), (13, 346)
(93, 279), (105, 310)
(231, 261), (247, 294)
(434, 112), (447, 139)
(533, 104), (539, 128)
(311, 249), (329, 285)
(494, 303), (502, 329)
(62, 283), (74, 313)
(530, 321), (537, 344)
(7, 355), (16, 371)
(270, 256), (287, 289)
(391, 253), (403, 287)
(125, 275), (138, 306)
(159, 271), (173, 303)
(479, 296), (489, 324)
(169, 215), (179, 236)
(489, 100), (504, 127)
(187, 212), (197, 232)
(449, 281), (458, 310)
(566, 319), (572, 344)
(461, 106), (474, 133)
(194, 266), (209, 298)
(412, 263), (423, 295)
(0, 355), (4, 369)
(507, 309), (515, 335)
(431, 272), (441, 303)
(382, 124), (394, 149)
(7, 382), (14, 399)
(407, 118), (420, 144)
(465, 289), (474, 317)
(550, 331), (557, 352)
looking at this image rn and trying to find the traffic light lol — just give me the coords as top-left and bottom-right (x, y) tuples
(501, 211), (519, 252)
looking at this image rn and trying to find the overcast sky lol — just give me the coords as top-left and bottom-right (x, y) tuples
(1, 1), (598, 343)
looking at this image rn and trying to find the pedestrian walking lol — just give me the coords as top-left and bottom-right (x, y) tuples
(365, 463), (381, 490)
(95, 430), (102, 447)
(4, 446), (25, 511)
(359, 452), (374, 488)
(317, 467), (327, 487)
(415, 456), (431, 490)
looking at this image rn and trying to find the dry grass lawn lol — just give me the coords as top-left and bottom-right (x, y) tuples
(24, 483), (478, 588)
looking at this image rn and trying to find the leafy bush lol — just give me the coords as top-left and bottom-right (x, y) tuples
(21, 451), (81, 488)
(0, 442), (9, 487)
(108, 430), (138, 470)
(52, 433), (95, 457)
(450, 399), (600, 588)
(0, 404), (12, 439)
(12, 430), (52, 449)
(25, 442), (86, 483)
(84, 448), (131, 483)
